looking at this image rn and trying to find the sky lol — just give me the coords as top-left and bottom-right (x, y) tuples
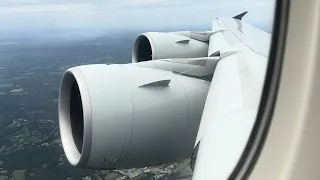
(0, 0), (275, 38)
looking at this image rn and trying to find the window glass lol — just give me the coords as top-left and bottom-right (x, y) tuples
(0, 1), (275, 180)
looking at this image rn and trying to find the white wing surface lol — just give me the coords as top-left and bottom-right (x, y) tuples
(193, 16), (271, 180)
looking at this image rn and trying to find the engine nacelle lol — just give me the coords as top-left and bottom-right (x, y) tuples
(131, 57), (220, 80)
(132, 32), (209, 62)
(59, 64), (210, 169)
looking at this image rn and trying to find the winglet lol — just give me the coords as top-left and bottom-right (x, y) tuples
(233, 11), (248, 20)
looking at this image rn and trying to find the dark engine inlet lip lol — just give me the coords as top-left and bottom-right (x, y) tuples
(59, 67), (93, 167)
(132, 33), (155, 63)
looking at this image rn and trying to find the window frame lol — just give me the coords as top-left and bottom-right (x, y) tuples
(228, 0), (291, 179)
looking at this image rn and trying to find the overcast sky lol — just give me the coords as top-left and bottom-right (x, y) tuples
(0, 0), (275, 36)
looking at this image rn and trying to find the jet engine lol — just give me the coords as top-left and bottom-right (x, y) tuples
(132, 32), (209, 62)
(59, 63), (210, 169)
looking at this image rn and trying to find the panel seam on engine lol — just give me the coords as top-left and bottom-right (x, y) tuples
(116, 78), (135, 167)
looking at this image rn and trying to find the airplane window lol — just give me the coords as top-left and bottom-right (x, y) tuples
(0, 0), (277, 180)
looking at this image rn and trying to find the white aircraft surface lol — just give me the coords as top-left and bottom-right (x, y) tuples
(58, 12), (271, 179)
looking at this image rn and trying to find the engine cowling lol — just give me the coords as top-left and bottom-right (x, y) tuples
(132, 32), (209, 63)
(132, 57), (220, 80)
(59, 64), (210, 169)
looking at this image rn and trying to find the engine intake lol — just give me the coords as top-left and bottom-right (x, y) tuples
(132, 32), (209, 63)
(59, 64), (210, 169)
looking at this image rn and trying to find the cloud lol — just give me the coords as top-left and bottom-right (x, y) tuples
(0, 0), (276, 34)
(1, 4), (95, 13)
(115, 0), (165, 5)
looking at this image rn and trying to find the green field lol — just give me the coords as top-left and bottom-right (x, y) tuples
(12, 170), (26, 180)
(0, 175), (8, 180)
(104, 172), (122, 180)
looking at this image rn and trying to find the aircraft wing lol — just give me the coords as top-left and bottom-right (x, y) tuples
(192, 15), (271, 180)
(57, 11), (272, 179)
